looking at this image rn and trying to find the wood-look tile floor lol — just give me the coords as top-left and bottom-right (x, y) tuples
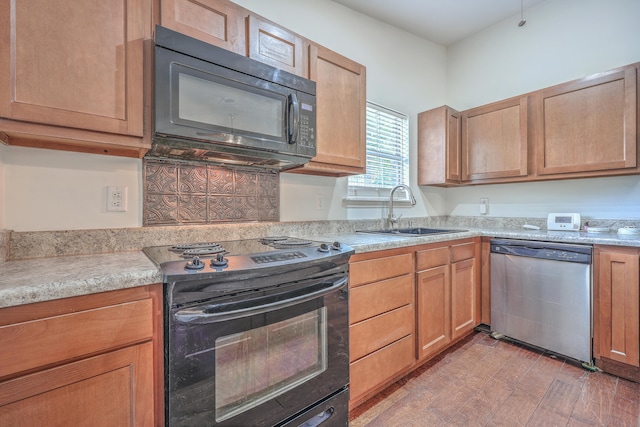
(349, 331), (640, 426)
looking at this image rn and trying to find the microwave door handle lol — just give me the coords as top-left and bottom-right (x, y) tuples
(288, 93), (300, 144)
(174, 276), (347, 324)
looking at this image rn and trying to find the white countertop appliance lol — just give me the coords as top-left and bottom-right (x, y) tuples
(547, 213), (581, 231)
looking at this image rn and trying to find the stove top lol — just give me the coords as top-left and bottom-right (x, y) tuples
(143, 236), (353, 281)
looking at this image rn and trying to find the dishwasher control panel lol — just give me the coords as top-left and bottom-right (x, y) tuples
(490, 239), (592, 264)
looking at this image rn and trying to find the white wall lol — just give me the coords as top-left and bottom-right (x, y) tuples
(2, 146), (141, 231)
(445, 0), (640, 220)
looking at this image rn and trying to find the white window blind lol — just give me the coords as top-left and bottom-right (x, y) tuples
(348, 102), (409, 199)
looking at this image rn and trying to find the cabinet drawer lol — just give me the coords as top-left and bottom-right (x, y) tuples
(350, 253), (413, 287)
(350, 305), (414, 362)
(451, 242), (476, 262)
(416, 246), (449, 271)
(0, 299), (153, 379)
(350, 274), (413, 324)
(350, 335), (414, 402)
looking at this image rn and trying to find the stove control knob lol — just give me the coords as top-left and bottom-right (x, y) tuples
(185, 256), (205, 270)
(211, 253), (229, 267)
(332, 241), (342, 250)
(318, 243), (331, 252)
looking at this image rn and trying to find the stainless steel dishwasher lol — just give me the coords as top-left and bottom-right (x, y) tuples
(490, 239), (593, 364)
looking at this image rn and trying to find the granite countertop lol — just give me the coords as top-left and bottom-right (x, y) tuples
(0, 251), (162, 309)
(1, 225), (639, 309)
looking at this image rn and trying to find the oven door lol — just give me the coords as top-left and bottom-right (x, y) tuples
(167, 275), (349, 427)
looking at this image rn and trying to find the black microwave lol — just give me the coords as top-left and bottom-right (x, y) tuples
(150, 26), (316, 170)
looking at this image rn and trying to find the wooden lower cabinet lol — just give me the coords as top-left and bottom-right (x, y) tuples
(416, 239), (480, 362)
(0, 343), (153, 426)
(348, 239), (482, 409)
(349, 250), (415, 408)
(594, 245), (640, 381)
(0, 285), (163, 426)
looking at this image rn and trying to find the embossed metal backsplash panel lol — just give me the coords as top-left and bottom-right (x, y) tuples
(143, 160), (279, 226)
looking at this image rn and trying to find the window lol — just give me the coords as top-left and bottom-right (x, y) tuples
(348, 101), (410, 201)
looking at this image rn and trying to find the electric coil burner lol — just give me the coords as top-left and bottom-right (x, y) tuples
(143, 236), (354, 427)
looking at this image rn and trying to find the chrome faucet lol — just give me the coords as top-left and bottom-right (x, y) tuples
(388, 184), (417, 229)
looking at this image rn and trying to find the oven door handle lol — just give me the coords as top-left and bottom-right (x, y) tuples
(173, 276), (348, 324)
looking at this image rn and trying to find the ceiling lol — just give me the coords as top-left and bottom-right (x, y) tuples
(330, 0), (546, 46)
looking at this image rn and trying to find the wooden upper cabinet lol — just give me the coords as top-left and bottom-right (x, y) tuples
(461, 96), (528, 183)
(288, 43), (366, 176)
(418, 106), (461, 186)
(160, 0), (246, 54)
(247, 15), (305, 77)
(0, 0), (152, 157)
(533, 66), (638, 177)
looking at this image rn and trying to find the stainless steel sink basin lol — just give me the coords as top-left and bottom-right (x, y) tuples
(358, 227), (466, 237)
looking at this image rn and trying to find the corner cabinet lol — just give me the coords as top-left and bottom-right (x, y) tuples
(593, 245), (640, 381)
(418, 106), (462, 186)
(348, 249), (415, 409)
(287, 43), (366, 176)
(461, 96), (529, 183)
(415, 239), (480, 361)
(533, 66), (638, 178)
(0, 286), (163, 426)
(0, 0), (152, 157)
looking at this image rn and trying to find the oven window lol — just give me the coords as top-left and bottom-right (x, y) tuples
(178, 72), (283, 138)
(214, 307), (328, 422)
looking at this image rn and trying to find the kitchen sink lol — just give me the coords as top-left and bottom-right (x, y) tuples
(358, 227), (466, 237)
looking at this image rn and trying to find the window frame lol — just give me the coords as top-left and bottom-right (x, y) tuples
(346, 101), (411, 205)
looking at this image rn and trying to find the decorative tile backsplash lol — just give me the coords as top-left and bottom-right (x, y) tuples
(143, 160), (279, 226)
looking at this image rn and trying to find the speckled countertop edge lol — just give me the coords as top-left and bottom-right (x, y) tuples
(0, 251), (163, 309)
(2, 219), (640, 309)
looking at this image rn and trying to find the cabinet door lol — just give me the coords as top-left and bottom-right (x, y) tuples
(595, 248), (640, 367)
(451, 257), (478, 340)
(418, 106), (461, 186)
(535, 67), (637, 176)
(247, 15), (305, 76)
(289, 44), (366, 176)
(416, 265), (451, 361)
(461, 97), (528, 182)
(0, 0), (148, 138)
(160, 0), (246, 54)
(0, 343), (154, 427)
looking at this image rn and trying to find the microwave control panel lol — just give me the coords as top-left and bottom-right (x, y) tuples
(297, 93), (316, 150)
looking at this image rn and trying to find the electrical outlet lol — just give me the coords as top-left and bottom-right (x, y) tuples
(315, 194), (324, 210)
(107, 186), (128, 212)
(480, 198), (489, 215)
